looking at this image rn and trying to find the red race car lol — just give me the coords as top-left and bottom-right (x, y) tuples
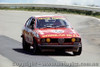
(21, 15), (82, 55)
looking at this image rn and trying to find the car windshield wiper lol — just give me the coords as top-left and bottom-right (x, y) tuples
(55, 25), (69, 28)
(39, 25), (69, 29)
(40, 25), (53, 29)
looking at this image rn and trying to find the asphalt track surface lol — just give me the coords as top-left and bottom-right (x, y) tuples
(0, 10), (100, 67)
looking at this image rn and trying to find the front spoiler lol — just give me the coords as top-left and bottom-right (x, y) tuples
(38, 42), (82, 51)
(38, 42), (82, 48)
(38, 45), (80, 48)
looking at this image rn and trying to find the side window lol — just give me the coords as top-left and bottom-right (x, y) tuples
(29, 18), (35, 29)
(30, 18), (35, 26)
(26, 18), (35, 29)
(26, 18), (32, 27)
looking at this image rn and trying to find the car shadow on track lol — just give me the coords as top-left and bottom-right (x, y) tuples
(0, 35), (75, 56)
(13, 48), (75, 56)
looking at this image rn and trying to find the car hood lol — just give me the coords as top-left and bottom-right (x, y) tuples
(36, 28), (80, 38)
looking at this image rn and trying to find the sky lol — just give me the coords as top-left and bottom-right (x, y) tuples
(0, 0), (100, 7)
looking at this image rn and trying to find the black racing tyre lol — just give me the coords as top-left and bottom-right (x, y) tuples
(22, 38), (30, 51)
(32, 39), (41, 54)
(73, 47), (82, 56)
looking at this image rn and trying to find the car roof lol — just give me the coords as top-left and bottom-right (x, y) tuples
(32, 15), (65, 18)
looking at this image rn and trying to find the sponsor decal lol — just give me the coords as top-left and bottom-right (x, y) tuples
(51, 30), (64, 33)
(42, 34), (78, 37)
(72, 30), (76, 33)
(38, 30), (44, 34)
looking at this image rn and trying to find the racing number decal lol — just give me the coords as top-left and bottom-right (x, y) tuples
(28, 32), (33, 44)
(24, 30), (33, 44)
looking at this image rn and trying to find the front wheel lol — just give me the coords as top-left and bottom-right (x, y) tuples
(73, 47), (82, 56)
(22, 38), (30, 51)
(32, 40), (41, 54)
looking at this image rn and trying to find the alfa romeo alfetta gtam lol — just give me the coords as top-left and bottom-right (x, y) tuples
(21, 15), (82, 55)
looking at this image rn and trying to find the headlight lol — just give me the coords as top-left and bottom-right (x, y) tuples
(41, 39), (45, 43)
(46, 38), (51, 43)
(72, 38), (76, 42)
(76, 38), (81, 42)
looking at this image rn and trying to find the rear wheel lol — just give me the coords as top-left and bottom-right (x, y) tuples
(22, 37), (30, 51)
(73, 47), (82, 56)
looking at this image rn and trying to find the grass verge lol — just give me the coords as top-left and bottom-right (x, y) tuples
(0, 7), (100, 18)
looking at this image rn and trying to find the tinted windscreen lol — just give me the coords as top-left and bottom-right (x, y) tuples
(36, 17), (71, 28)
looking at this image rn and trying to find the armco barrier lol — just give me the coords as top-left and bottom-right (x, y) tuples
(0, 4), (100, 12)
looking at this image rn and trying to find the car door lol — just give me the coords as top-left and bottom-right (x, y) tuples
(24, 17), (34, 45)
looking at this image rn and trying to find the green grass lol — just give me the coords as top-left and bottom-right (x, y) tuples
(0, 7), (100, 18)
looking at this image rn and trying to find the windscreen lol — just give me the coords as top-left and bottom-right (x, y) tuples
(36, 17), (71, 28)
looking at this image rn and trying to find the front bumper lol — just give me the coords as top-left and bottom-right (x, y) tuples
(38, 42), (82, 51)
(39, 45), (79, 48)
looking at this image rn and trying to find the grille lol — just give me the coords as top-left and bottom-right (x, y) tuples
(50, 38), (72, 43)
(41, 38), (81, 43)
